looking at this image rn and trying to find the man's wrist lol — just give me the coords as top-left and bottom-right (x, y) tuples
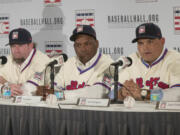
(118, 89), (125, 100)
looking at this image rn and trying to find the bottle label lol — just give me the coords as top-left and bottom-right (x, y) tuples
(54, 91), (64, 100)
(150, 89), (163, 101)
(2, 85), (11, 99)
(3, 90), (11, 96)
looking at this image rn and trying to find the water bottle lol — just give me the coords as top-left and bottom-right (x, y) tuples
(108, 85), (122, 100)
(1, 83), (11, 99)
(108, 88), (114, 100)
(150, 88), (163, 102)
(54, 91), (64, 100)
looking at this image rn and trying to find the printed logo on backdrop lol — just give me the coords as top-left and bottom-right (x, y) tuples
(0, 0), (31, 3)
(0, 14), (10, 38)
(44, 0), (62, 6)
(20, 6), (64, 30)
(0, 48), (10, 56)
(108, 14), (159, 28)
(45, 41), (63, 57)
(20, 17), (63, 30)
(75, 9), (95, 27)
(136, 0), (157, 3)
(173, 7), (180, 35)
(99, 46), (124, 60)
(173, 47), (180, 53)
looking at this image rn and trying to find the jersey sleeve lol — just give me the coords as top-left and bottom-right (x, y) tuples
(169, 58), (180, 87)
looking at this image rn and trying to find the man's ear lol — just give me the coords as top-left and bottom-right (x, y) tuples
(161, 37), (165, 46)
(96, 40), (99, 48)
(29, 42), (34, 49)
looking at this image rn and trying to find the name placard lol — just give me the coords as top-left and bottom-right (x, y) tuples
(77, 98), (110, 107)
(156, 101), (180, 110)
(15, 96), (42, 104)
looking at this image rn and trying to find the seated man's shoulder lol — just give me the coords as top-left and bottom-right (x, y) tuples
(34, 50), (50, 61)
(100, 54), (114, 62)
(165, 49), (180, 61)
(63, 56), (75, 65)
(168, 49), (180, 56)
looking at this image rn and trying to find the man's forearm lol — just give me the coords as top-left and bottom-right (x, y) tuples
(0, 76), (7, 84)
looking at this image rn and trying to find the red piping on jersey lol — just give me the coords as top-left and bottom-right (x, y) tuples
(141, 48), (168, 68)
(21, 48), (36, 73)
(77, 52), (102, 74)
(171, 84), (180, 88)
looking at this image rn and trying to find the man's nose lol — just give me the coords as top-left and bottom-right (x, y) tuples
(142, 43), (150, 49)
(79, 44), (87, 50)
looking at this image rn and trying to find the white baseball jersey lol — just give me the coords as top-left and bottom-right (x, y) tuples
(118, 48), (180, 90)
(54, 52), (114, 98)
(0, 48), (50, 86)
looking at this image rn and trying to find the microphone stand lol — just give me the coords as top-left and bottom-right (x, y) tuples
(111, 64), (123, 104)
(50, 64), (55, 90)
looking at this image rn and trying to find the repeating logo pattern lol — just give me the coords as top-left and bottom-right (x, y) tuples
(75, 9), (95, 27)
(0, 0), (31, 3)
(173, 47), (180, 53)
(174, 7), (180, 34)
(108, 14), (159, 28)
(45, 41), (63, 57)
(44, 0), (61, 6)
(136, 0), (157, 3)
(0, 48), (10, 56)
(0, 14), (10, 36)
(44, 0), (61, 4)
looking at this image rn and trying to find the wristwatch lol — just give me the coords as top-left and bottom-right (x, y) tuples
(141, 89), (148, 100)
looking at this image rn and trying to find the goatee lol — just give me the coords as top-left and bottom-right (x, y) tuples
(13, 58), (25, 65)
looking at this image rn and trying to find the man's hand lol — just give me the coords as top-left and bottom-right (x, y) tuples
(9, 84), (23, 96)
(0, 76), (7, 84)
(118, 79), (142, 100)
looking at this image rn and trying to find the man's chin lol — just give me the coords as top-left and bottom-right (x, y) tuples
(13, 58), (25, 65)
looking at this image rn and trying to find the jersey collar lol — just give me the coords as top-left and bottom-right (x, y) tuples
(20, 48), (36, 72)
(76, 52), (101, 74)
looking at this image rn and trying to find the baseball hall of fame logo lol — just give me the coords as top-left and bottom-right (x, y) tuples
(99, 46), (124, 60)
(136, 0), (157, 3)
(45, 41), (63, 57)
(44, 0), (61, 3)
(0, 0), (31, 3)
(108, 14), (159, 28)
(44, 0), (61, 6)
(0, 14), (10, 37)
(75, 9), (95, 27)
(173, 47), (180, 53)
(174, 7), (180, 35)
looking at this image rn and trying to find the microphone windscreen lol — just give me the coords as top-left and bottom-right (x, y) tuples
(0, 56), (7, 65)
(127, 57), (132, 67)
(62, 53), (68, 62)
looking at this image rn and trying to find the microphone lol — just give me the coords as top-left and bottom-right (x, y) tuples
(47, 53), (68, 90)
(48, 53), (68, 67)
(110, 56), (132, 104)
(47, 60), (58, 67)
(0, 56), (7, 65)
(111, 56), (132, 68)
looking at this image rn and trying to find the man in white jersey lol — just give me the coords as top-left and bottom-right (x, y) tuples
(118, 23), (180, 100)
(0, 28), (50, 96)
(54, 25), (114, 100)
